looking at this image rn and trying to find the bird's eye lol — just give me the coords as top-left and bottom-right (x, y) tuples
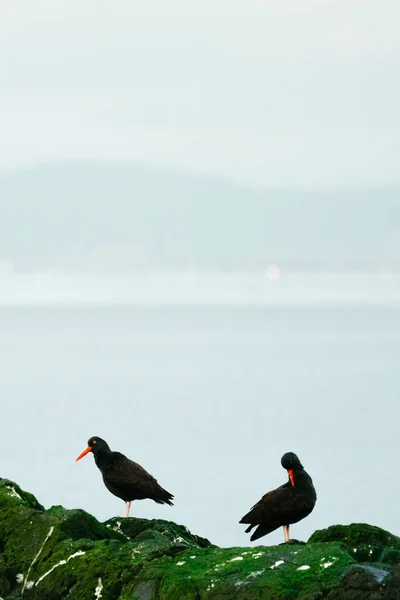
(92, 440), (97, 444)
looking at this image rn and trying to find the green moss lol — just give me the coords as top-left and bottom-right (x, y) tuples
(308, 523), (400, 564)
(0, 479), (398, 599)
(141, 541), (355, 600)
(0, 479), (44, 511)
(309, 523), (400, 547)
(104, 516), (213, 549)
(48, 506), (125, 543)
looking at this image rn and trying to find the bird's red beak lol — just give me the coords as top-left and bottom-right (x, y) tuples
(76, 446), (92, 462)
(288, 469), (295, 487)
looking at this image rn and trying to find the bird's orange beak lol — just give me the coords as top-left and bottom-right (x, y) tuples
(76, 446), (92, 462)
(288, 469), (295, 487)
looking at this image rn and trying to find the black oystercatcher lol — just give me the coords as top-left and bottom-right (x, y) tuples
(76, 436), (174, 517)
(240, 452), (316, 542)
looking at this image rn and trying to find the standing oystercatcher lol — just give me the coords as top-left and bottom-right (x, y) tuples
(240, 452), (316, 542)
(76, 436), (174, 517)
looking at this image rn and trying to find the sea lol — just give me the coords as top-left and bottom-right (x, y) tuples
(0, 272), (399, 547)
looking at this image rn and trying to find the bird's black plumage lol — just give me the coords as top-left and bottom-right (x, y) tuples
(76, 437), (174, 512)
(240, 452), (316, 542)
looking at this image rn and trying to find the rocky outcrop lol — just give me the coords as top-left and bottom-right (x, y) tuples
(0, 478), (399, 599)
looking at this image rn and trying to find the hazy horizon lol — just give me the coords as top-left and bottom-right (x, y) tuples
(1, 162), (399, 276)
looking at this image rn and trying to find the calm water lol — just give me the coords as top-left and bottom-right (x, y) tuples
(0, 305), (399, 547)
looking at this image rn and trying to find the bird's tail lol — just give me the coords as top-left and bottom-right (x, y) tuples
(154, 487), (174, 506)
(239, 512), (253, 526)
(250, 522), (279, 541)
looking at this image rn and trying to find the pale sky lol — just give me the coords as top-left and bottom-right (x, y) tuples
(1, 0), (399, 186)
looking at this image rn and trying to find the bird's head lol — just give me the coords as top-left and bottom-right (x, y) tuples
(281, 452), (303, 487)
(75, 436), (110, 461)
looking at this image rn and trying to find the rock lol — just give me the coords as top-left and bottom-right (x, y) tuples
(309, 523), (400, 564)
(0, 477), (399, 599)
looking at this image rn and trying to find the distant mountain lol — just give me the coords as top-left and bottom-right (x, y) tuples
(1, 162), (399, 270)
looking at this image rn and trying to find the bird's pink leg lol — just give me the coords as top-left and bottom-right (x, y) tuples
(125, 501), (131, 518)
(283, 525), (290, 542)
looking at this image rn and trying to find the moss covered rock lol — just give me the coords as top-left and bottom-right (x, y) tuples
(0, 478), (399, 599)
(309, 523), (400, 565)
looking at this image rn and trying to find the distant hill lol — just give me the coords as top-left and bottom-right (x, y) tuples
(1, 162), (399, 270)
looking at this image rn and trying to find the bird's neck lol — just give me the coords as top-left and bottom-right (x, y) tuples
(93, 448), (114, 471)
(294, 469), (312, 489)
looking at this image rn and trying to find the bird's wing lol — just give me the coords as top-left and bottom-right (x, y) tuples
(104, 453), (158, 488)
(240, 482), (294, 524)
(102, 453), (173, 504)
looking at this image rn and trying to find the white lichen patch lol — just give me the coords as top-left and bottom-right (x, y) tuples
(25, 581), (34, 590)
(112, 521), (130, 540)
(353, 548), (357, 552)
(296, 565), (311, 571)
(16, 574), (24, 584)
(131, 542), (145, 559)
(190, 555), (196, 559)
(22, 526), (55, 595)
(35, 550), (86, 586)
(228, 556), (244, 562)
(241, 551), (249, 556)
(7, 486), (22, 500)
(320, 556), (337, 569)
(369, 548), (373, 555)
(252, 552), (264, 559)
(176, 561), (186, 566)
(94, 577), (103, 599)
(247, 570), (264, 579)
(206, 581), (216, 591)
(173, 536), (186, 543)
(270, 560), (284, 569)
